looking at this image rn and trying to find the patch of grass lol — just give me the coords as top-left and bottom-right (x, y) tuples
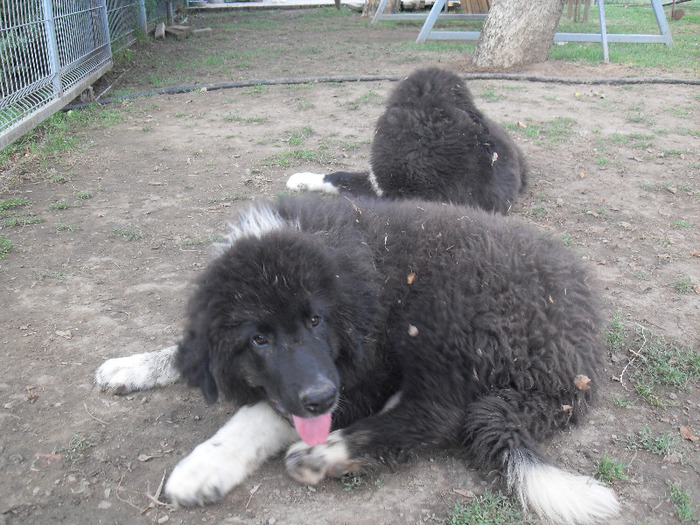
(48, 202), (70, 211)
(111, 224), (145, 241)
(674, 276), (693, 293)
(480, 87), (504, 103)
(0, 235), (13, 258)
(669, 482), (699, 522)
(60, 433), (96, 465)
(625, 327), (699, 406)
(341, 473), (366, 491)
(605, 313), (626, 351)
(0, 197), (30, 210)
(447, 491), (535, 525)
(347, 90), (384, 111)
(288, 126), (314, 146)
(594, 453), (628, 484)
(74, 190), (93, 200)
(56, 222), (76, 232)
(671, 219), (692, 229)
(223, 112), (269, 124)
(626, 426), (678, 456)
(263, 149), (320, 167)
(4, 216), (45, 227)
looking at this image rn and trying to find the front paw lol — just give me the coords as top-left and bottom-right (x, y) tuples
(284, 431), (353, 485)
(95, 346), (180, 394)
(165, 440), (248, 506)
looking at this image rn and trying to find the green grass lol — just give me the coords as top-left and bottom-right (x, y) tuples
(605, 313), (626, 351)
(669, 482), (699, 522)
(624, 327), (699, 407)
(4, 216), (45, 227)
(594, 453), (629, 485)
(674, 276), (694, 293)
(263, 148), (321, 167)
(626, 426), (678, 456)
(447, 491), (535, 525)
(0, 235), (12, 258)
(551, 5), (700, 72)
(111, 224), (145, 241)
(0, 197), (30, 210)
(48, 202), (70, 211)
(341, 473), (366, 491)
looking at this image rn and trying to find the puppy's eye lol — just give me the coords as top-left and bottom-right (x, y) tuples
(252, 334), (269, 347)
(310, 315), (321, 327)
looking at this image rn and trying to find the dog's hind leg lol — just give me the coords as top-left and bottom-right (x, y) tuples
(95, 345), (181, 394)
(463, 392), (620, 525)
(165, 401), (299, 506)
(286, 170), (383, 197)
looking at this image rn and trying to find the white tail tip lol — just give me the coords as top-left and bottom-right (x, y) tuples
(510, 454), (620, 525)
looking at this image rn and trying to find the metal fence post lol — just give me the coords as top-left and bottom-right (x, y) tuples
(41, 0), (62, 99)
(138, 0), (147, 33)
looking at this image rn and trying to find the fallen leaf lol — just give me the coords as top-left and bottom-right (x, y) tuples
(680, 425), (700, 442)
(55, 330), (73, 340)
(452, 488), (475, 498)
(578, 171), (585, 179)
(574, 374), (591, 391)
(694, 284), (700, 295)
(562, 404), (574, 415)
(407, 272), (416, 285)
(138, 454), (153, 462)
(408, 325), (419, 337)
(516, 121), (527, 129)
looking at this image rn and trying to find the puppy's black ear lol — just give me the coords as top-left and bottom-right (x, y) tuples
(176, 330), (218, 404)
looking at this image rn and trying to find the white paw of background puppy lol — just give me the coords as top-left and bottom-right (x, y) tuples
(285, 431), (353, 485)
(95, 345), (180, 394)
(286, 172), (338, 194)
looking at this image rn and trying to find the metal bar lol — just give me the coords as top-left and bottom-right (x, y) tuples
(416, 0), (448, 43)
(375, 13), (486, 21)
(598, 0), (609, 63)
(138, 0), (148, 33)
(41, 0), (62, 98)
(651, 0), (673, 46)
(371, 0), (391, 24)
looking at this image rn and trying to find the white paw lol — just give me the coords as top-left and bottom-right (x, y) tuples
(165, 440), (249, 507)
(284, 431), (352, 485)
(286, 172), (338, 194)
(95, 346), (180, 394)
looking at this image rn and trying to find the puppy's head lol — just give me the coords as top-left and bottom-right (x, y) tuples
(177, 230), (347, 425)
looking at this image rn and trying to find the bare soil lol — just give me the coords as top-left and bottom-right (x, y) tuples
(1, 8), (698, 525)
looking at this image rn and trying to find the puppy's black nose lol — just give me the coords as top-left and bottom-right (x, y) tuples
(299, 382), (336, 414)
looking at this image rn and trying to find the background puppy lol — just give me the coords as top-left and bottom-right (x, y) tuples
(287, 68), (528, 213)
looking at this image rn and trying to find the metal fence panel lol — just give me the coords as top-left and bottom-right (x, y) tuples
(1, 0), (112, 150)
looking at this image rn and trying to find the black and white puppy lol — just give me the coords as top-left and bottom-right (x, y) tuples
(96, 196), (619, 524)
(287, 68), (528, 213)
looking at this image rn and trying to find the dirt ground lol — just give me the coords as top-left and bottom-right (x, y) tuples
(1, 8), (699, 525)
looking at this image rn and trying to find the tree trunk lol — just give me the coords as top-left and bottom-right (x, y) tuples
(363, 0), (401, 17)
(472, 0), (565, 69)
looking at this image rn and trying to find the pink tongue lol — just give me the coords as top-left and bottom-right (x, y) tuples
(292, 413), (332, 446)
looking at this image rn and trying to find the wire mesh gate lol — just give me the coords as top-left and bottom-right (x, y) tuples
(0, 0), (145, 151)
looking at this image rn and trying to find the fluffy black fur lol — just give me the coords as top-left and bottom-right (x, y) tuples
(176, 194), (604, 489)
(306, 68), (528, 213)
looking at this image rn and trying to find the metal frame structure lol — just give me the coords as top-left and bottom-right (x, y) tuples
(372, 0), (673, 60)
(0, 0), (174, 151)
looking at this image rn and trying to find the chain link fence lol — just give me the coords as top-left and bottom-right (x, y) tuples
(1, 0), (180, 150)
